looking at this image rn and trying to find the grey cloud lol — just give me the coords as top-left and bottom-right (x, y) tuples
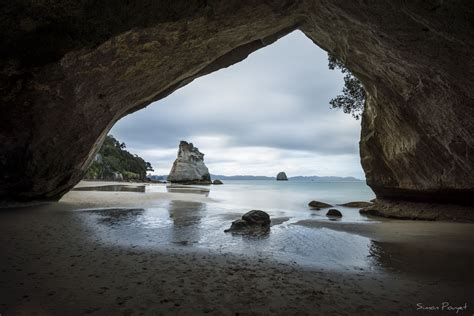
(111, 30), (363, 177)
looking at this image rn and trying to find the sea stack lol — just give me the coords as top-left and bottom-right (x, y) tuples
(276, 172), (288, 181)
(167, 141), (212, 184)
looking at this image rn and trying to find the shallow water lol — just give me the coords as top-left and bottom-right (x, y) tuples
(73, 181), (473, 280)
(172, 180), (375, 223)
(78, 201), (474, 281)
(80, 203), (377, 272)
(73, 184), (146, 192)
(74, 181), (384, 272)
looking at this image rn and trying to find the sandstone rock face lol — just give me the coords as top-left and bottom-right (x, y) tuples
(1, 1), (473, 216)
(167, 141), (211, 184)
(276, 172), (288, 181)
(360, 199), (474, 222)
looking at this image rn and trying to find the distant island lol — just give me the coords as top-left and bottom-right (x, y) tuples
(149, 174), (363, 182)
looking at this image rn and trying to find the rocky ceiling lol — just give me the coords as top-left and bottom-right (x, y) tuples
(1, 1), (473, 218)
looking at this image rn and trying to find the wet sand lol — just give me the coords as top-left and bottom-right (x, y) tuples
(294, 220), (474, 282)
(1, 182), (473, 315)
(64, 181), (213, 208)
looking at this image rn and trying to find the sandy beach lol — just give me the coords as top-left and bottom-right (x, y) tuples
(63, 181), (213, 208)
(1, 181), (473, 315)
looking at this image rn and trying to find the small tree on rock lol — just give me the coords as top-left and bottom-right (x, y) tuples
(328, 54), (366, 120)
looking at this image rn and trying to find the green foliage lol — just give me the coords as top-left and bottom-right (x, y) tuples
(85, 135), (153, 181)
(328, 54), (366, 120)
(84, 160), (103, 179)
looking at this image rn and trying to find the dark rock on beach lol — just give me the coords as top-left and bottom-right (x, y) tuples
(339, 201), (372, 208)
(326, 209), (343, 217)
(242, 210), (271, 226)
(308, 200), (332, 210)
(225, 210), (271, 235)
(225, 219), (248, 230)
(213, 179), (223, 185)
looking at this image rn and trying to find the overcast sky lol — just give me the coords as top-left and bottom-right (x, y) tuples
(110, 30), (364, 178)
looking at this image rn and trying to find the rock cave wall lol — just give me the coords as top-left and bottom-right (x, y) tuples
(1, 1), (473, 211)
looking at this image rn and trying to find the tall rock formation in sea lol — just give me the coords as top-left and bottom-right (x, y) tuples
(167, 141), (212, 184)
(276, 172), (288, 181)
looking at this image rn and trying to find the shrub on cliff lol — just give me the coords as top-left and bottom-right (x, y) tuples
(328, 54), (366, 120)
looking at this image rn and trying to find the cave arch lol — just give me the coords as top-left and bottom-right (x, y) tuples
(1, 1), (473, 213)
(110, 30), (363, 180)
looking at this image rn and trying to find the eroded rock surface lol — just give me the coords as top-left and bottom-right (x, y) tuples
(1, 1), (473, 217)
(360, 199), (474, 222)
(224, 210), (271, 235)
(168, 141), (211, 184)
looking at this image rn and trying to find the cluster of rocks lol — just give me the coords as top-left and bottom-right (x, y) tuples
(307, 200), (374, 219)
(224, 210), (271, 235)
(308, 200), (341, 218)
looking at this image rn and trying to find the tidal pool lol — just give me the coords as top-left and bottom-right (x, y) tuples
(77, 201), (381, 273)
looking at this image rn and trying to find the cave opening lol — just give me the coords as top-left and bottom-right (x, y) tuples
(1, 1), (473, 213)
(2, 3), (474, 314)
(104, 30), (364, 182)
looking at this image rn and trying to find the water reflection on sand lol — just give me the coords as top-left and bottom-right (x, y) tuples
(166, 186), (210, 196)
(74, 182), (474, 282)
(73, 184), (146, 192)
(73, 184), (211, 197)
(79, 204), (474, 282)
(368, 240), (474, 281)
(81, 203), (376, 273)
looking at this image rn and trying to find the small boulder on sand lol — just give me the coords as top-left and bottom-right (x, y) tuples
(326, 209), (343, 217)
(338, 201), (372, 208)
(242, 210), (271, 226)
(224, 210), (271, 235)
(308, 200), (332, 210)
(213, 179), (223, 185)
